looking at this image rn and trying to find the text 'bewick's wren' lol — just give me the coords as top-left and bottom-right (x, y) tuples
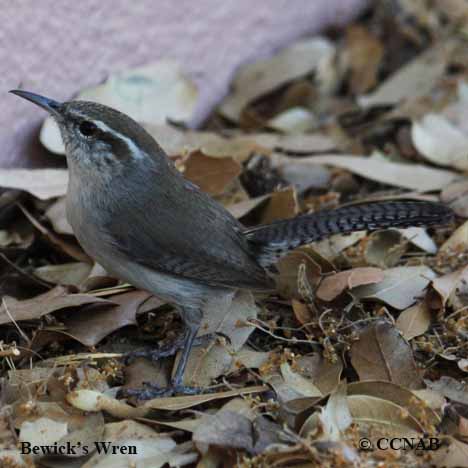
(11, 90), (454, 399)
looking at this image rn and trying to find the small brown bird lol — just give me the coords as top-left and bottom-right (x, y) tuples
(10, 90), (454, 399)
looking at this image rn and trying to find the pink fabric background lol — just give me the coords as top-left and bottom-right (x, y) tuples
(1, 0), (367, 167)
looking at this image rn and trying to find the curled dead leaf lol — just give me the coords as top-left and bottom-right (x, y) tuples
(432, 265), (468, 307)
(441, 179), (468, 217)
(0, 169), (68, 199)
(317, 267), (384, 301)
(412, 113), (468, 171)
(296, 154), (459, 191)
(182, 151), (242, 195)
(396, 301), (432, 340)
(63, 290), (152, 346)
(0, 286), (112, 325)
(440, 220), (468, 253)
(351, 265), (436, 310)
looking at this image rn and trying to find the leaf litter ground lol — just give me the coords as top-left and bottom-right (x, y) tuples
(1, 2), (468, 467)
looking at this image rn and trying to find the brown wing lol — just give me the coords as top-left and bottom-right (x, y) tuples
(103, 170), (273, 291)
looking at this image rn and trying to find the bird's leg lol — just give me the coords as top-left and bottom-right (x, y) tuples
(171, 322), (199, 388)
(121, 307), (206, 400)
(123, 329), (213, 365)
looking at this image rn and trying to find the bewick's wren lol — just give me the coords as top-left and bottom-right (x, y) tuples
(11, 90), (454, 399)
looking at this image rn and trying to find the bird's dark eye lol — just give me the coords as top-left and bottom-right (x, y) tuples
(79, 121), (98, 137)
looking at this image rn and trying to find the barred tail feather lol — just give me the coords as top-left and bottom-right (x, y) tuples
(243, 200), (454, 267)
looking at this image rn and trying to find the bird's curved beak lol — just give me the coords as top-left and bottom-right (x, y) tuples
(9, 90), (62, 116)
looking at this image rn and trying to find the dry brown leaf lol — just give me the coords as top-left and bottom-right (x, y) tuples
(412, 113), (468, 171)
(67, 386), (267, 415)
(182, 151), (242, 195)
(350, 321), (423, 389)
(121, 357), (169, 394)
(258, 187), (299, 224)
(432, 265), (468, 307)
(348, 381), (440, 428)
(268, 107), (316, 134)
(0, 218), (34, 249)
(141, 124), (271, 162)
(319, 383), (352, 440)
(0, 286), (112, 325)
(351, 265), (436, 310)
(358, 42), (453, 107)
(280, 362), (323, 398)
(146, 385), (269, 411)
(345, 25), (384, 95)
(232, 347), (271, 371)
(19, 417), (68, 448)
(434, 0), (468, 29)
(7, 367), (58, 391)
(34, 262), (92, 287)
(193, 410), (254, 453)
(82, 420), (196, 468)
(440, 220), (468, 253)
(299, 382), (352, 442)
(137, 294), (166, 314)
(291, 299), (315, 327)
(266, 374), (308, 403)
(316, 267), (384, 302)
(396, 301), (432, 340)
(146, 124), (335, 160)
(271, 133), (336, 154)
(67, 390), (148, 418)
(277, 163), (331, 196)
(347, 395), (423, 434)
(0, 169), (68, 199)
(399, 227), (437, 254)
(192, 400), (281, 455)
(363, 230), (407, 268)
(276, 248), (328, 299)
(159, 126), (265, 159)
(226, 194), (270, 219)
(57, 413), (106, 458)
(314, 231), (366, 261)
(294, 154), (458, 192)
(219, 38), (335, 121)
(16, 401), (105, 458)
(432, 437), (468, 468)
(19, 203), (90, 263)
(412, 389), (446, 411)
(300, 383), (426, 440)
(426, 376), (468, 405)
(458, 359), (468, 373)
(63, 290), (152, 346)
(297, 354), (343, 395)
(441, 179), (468, 217)
(268, 355), (342, 408)
(45, 196), (73, 235)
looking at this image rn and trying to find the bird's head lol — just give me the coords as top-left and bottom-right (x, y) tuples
(10, 90), (163, 173)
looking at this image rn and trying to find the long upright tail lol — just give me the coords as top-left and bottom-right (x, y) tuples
(243, 200), (455, 267)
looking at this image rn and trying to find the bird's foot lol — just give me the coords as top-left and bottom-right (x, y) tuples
(120, 382), (204, 400)
(123, 333), (217, 365)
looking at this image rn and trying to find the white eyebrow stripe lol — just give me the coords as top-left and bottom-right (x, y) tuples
(92, 120), (144, 159)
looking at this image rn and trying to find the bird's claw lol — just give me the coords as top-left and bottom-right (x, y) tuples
(122, 332), (220, 365)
